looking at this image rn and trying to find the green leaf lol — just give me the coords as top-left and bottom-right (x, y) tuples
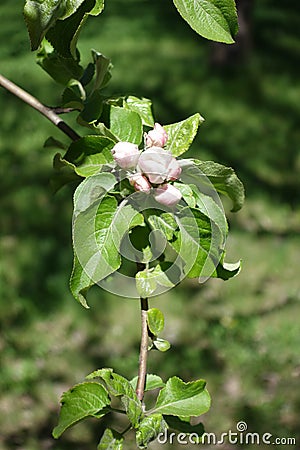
(89, 0), (105, 15)
(172, 206), (223, 280)
(136, 414), (167, 449)
(147, 212), (178, 241)
(124, 96), (154, 127)
(71, 189), (144, 305)
(92, 50), (112, 91)
(37, 42), (84, 85)
(164, 113), (204, 157)
(164, 416), (205, 437)
(153, 338), (171, 352)
(52, 382), (110, 438)
(173, 183), (196, 208)
(173, 0), (238, 44)
(73, 172), (116, 215)
(93, 123), (119, 142)
(135, 263), (176, 298)
(87, 368), (134, 397)
(45, 0), (94, 58)
(24, 0), (86, 50)
(147, 308), (165, 336)
(121, 395), (143, 428)
(87, 369), (143, 428)
(50, 153), (80, 193)
(65, 136), (114, 177)
(130, 375), (165, 392)
(79, 90), (104, 124)
(136, 269), (158, 298)
(62, 82), (85, 109)
(110, 106), (143, 145)
(180, 159), (245, 212)
(70, 254), (93, 308)
(152, 377), (211, 417)
(98, 429), (123, 450)
(175, 182), (228, 244)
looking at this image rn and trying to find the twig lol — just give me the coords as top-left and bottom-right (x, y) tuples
(136, 297), (150, 402)
(0, 73), (81, 142)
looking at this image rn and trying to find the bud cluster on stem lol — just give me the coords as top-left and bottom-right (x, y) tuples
(111, 123), (182, 206)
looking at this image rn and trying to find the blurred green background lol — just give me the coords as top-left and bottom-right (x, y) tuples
(0, 0), (299, 449)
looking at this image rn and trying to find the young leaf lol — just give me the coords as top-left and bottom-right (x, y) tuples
(24, 0), (86, 50)
(136, 269), (158, 298)
(173, 183), (196, 208)
(152, 377), (211, 417)
(110, 106), (143, 145)
(153, 338), (171, 352)
(121, 395), (143, 428)
(180, 159), (245, 212)
(164, 113), (204, 157)
(52, 382), (110, 438)
(173, 0), (238, 44)
(136, 414), (168, 449)
(65, 135), (115, 177)
(87, 369), (143, 428)
(124, 96), (154, 127)
(92, 50), (112, 91)
(98, 429), (123, 450)
(87, 368), (136, 398)
(130, 375), (165, 392)
(147, 212), (178, 241)
(147, 308), (165, 336)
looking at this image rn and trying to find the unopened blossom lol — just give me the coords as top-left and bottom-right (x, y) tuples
(138, 146), (181, 184)
(112, 141), (140, 169)
(129, 173), (151, 194)
(166, 157), (182, 181)
(146, 123), (168, 148)
(153, 184), (182, 207)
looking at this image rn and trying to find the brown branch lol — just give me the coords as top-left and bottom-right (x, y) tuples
(136, 297), (150, 402)
(0, 73), (81, 142)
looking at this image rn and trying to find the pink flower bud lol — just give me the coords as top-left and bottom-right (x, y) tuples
(166, 158), (182, 181)
(138, 146), (181, 184)
(112, 142), (140, 169)
(146, 123), (168, 148)
(153, 184), (182, 207)
(129, 174), (151, 194)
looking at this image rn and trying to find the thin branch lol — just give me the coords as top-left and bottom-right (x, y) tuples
(0, 73), (81, 142)
(136, 297), (150, 402)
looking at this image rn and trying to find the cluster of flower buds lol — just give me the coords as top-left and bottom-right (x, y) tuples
(111, 123), (182, 207)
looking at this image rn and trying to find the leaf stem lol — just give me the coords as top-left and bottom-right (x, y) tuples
(0, 73), (81, 142)
(136, 296), (150, 402)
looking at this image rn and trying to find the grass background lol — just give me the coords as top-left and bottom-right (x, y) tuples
(0, 0), (299, 449)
